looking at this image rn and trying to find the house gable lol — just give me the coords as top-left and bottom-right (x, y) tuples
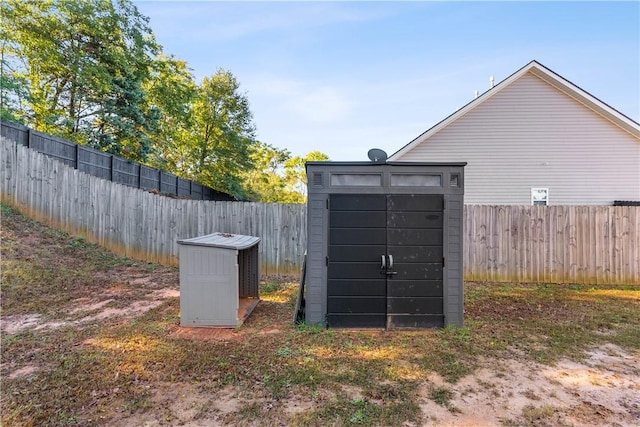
(389, 61), (640, 205)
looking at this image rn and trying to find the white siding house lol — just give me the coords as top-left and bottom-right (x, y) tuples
(389, 61), (640, 205)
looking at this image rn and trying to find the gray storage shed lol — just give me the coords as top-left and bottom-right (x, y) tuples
(305, 161), (466, 329)
(178, 232), (260, 327)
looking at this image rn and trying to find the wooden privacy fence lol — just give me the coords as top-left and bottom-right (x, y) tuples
(2, 137), (639, 283)
(1, 138), (305, 275)
(464, 205), (639, 285)
(0, 120), (234, 201)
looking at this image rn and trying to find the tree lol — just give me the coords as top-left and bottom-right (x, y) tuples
(242, 145), (329, 203)
(3, 0), (159, 161)
(1, 2), (30, 123)
(242, 142), (289, 202)
(0, 56), (29, 123)
(143, 54), (197, 171)
(180, 69), (257, 199)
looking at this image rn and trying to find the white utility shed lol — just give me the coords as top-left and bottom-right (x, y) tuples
(178, 232), (260, 327)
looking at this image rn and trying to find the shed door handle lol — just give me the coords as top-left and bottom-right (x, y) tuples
(381, 255), (386, 270)
(386, 254), (397, 276)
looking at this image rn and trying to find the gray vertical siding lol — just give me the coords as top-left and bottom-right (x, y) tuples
(305, 193), (327, 323)
(445, 196), (464, 326)
(395, 73), (640, 205)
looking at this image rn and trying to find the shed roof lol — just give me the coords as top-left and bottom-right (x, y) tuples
(305, 161), (467, 168)
(178, 232), (260, 250)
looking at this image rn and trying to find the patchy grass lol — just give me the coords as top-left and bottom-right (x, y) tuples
(1, 205), (137, 318)
(1, 203), (639, 426)
(501, 404), (570, 427)
(429, 386), (455, 408)
(464, 281), (640, 364)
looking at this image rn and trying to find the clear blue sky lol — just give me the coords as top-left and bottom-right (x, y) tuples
(135, 1), (640, 161)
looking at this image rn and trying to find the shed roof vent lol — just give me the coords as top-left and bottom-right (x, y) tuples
(312, 172), (323, 186)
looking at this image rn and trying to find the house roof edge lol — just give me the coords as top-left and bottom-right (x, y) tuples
(388, 60), (640, 161)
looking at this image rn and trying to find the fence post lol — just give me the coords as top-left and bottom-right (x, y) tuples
(27, 128), (32, 148)
(158, 169), (162, 193)
(110, 155), (114, 182)
(138, 164), (142, 190)
(74, 144), (79, 169)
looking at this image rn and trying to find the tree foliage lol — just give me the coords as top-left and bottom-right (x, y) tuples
(190, 70), (256, 198)
(243, 142), (293, 203)
(243, 145), (329, 203)
(149, 69), (257, 199)
(3, 0), (159, 161)
(143, 54), (197, 171)
(0, 57), (29, 123)
(1, 4), (30, 123)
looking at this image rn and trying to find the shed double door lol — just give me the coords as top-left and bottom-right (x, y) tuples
(327, 194), (444, 329)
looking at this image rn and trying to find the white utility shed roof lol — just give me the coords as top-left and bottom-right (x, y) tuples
(178, 232), (260, 250)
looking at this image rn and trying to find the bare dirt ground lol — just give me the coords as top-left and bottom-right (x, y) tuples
(4, 282), (638, 426)
(419, 347), (639, 426)
(3, 266), (179, 336)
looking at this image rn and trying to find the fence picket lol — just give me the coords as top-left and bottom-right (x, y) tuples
(2, 137), (639, 283)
